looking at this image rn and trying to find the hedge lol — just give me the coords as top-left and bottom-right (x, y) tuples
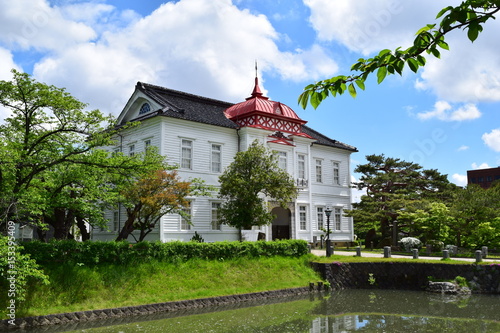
(20, 239), (310, 265)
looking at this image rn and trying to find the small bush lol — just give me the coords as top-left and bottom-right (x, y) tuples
(399, 237), (422, 252)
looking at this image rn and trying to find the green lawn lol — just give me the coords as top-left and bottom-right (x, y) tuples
(10, 255), (322, 319)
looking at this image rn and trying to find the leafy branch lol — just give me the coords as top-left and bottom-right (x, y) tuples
(299, 0), (500, 109)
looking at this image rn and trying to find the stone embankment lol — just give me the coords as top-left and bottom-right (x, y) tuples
(1, 286), (320, 331)
(311, 261), (500, 293)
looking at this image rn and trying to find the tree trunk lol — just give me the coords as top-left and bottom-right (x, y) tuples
(116, 205), (140, 241)
(76, 216), (90, 241)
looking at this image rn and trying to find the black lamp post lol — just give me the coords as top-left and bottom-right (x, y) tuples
(325, 207), (332, 257)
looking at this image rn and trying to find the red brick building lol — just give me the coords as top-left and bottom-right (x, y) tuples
(467, 167), (500, 189)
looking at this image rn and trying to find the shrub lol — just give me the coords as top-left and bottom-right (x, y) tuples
(20, 239), (310, 266)
(399, 237), (422, 252)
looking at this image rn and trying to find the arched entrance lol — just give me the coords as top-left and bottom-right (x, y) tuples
(271, 207), (291, 240)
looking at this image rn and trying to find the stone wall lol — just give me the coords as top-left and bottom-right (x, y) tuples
(312, 262), (500, 293)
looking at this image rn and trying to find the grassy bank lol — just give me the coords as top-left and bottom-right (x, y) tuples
(12, 255), (321, 318)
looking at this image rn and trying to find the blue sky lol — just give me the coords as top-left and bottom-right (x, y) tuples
(1, 0), (499, 193)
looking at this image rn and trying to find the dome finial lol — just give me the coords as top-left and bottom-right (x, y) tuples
(250, 60), (264, 98)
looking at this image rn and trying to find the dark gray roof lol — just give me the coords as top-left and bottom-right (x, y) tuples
(302, 125), (357, 152)
(134, 82), (357, 152)
(137, 82), (237, 128)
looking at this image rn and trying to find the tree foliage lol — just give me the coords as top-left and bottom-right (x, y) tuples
(218, 141), (297, 237)
(448, 183), (500, 248)
(299, 0), (500, 109)
(116, 167), (212, 242)
(0, 70), (164, 239)
(347, 154), (454, 245)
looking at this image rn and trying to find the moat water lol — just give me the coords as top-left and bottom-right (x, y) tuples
(25, 289), (500, 333)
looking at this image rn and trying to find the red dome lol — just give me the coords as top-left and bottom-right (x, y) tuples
(224, 77), (306, 130)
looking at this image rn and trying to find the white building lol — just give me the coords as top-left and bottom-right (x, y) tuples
(92, 77), (357, 243)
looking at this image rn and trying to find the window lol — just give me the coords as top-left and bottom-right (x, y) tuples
(315, 159), (322, 183)
(180, 202), (192, 230)
(299, 206), (307, 231)
(275, 151), (287, 170)
(298, 154), (306, 179)
(139, 102), (151, 115)
(211, 202), (222, 230)
(181, 139), (193, 169)
(316, 207), (324, 230)
(144, 139), (152, 150)
(211, 144), (222, 173)
(113, 211), (119, 232)
(129, 144), (135, 157)
(333, 162), (340, 185)
(334, 207), (342, 231)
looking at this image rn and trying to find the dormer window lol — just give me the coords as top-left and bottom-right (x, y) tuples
(139, 102), (151, 115)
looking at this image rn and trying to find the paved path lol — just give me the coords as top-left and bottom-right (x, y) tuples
(310, 249), (499, 263)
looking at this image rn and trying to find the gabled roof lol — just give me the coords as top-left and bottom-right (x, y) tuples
(122, 81), (357, 152)
(135, 82), (237, 129)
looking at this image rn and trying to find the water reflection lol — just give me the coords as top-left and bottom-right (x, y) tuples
(25, 290), (500, 333)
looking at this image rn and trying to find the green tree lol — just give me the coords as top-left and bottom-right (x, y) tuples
(116, 167), (212, 242)
(0, 70), (163, 239)
(299, 1), (500, 108)
(448, 183), (500, 248)
(218, 141), (297, 240)
(346, 154), (454, 246)
(398, 202), (454, 244)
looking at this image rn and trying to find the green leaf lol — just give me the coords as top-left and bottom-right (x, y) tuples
(310, 92), (321, 109)
(467, 22), (481, 42)
(429, 47), (441, 58)
(415, 24), (436, 35)
(377, 67), (387, 84)
(437, 39), (449, 50)
(348, 83), (357, 98)
(436, 6), (453, 19)
(407, 58), (419, 73)
(298, 92), (309, 110)
(416, 55), (426, 66)
(355, 79), (365, 91)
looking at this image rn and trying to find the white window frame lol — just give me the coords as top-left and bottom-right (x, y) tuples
(180, 201), (192, 230)
(211, 202), (222, 230)
(299, 205), (307, 231)
(316, 207), (324, 231)
(274, 151), (287, 171)
(333, 161), (340, 185)
(315, 159), (323, 183)
(181, 139), (193, 170)
(334, 207), (342, 231)
(129, 144), (135, 157)
(143, 138), (152, 150)
(211, 143), (222, 173)
(297, 154), (306, 180)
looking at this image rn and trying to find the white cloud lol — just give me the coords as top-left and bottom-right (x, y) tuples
(457, 145), (469, 151)
(0, 47), (22, 121)
(451, 173), (467, 187)
(482, 129), (500, 152)
(416, 101), (481, 122)
(304, 0), (445, 55)
(472, 162), (491, 170)
(32, 0), (339, 115)
(0, 0), (96, 51)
